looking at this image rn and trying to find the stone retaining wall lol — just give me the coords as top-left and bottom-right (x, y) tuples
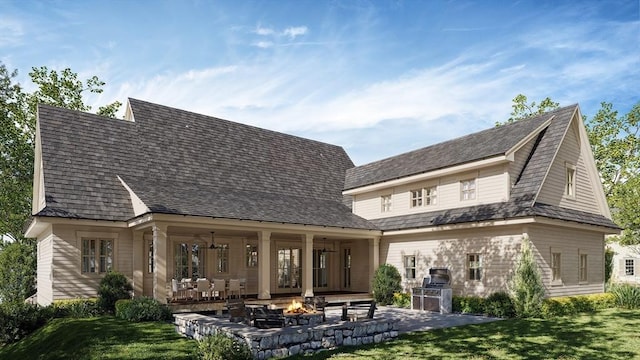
(174, 314), (398, 359)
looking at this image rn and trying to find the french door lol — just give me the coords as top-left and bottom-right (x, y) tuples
(342, 247), (351, 289)
(277, 248), (301, 289)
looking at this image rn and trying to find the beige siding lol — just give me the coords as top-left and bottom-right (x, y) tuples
(528, 224), (605, 297)
(509, 137), (537, 186)
(537, 120), (601, 214)
(353, 164), (509, 220)
(348, 240), (371, 292)
(606, 242), (640, 284)
(380, 226), (523, 296)
(36, 229), (54, 306)
(51, 224), (133, 301)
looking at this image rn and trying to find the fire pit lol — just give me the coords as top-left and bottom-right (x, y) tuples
(283, 299), (325, 326)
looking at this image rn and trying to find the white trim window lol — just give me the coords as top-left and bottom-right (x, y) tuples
(381, 194), (392, 212)
(425, 186), (437, 205)
(147, 239), (154, 274)
(625, 259), (635, 276)
(467, 254), (482, 281)
(579, 254), (588, 283)
(461, 179), (476, 201)
(216, 244), (229, 273)
(552, 252), (562, 281)
(566, 163), (576, 197)
(82, 238), (113, 273)
(410, 189), (423, 207)
(404, 255), (416, 280)
(246, 244), (258, 268)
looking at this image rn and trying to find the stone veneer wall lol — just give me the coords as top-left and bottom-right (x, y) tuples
(174, 314), (399, 359)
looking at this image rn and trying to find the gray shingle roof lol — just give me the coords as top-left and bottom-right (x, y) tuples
(363, 104), (619, 231)
(344, 106), (575, 190)
(36, 99), (377, 230)
(369, 202), (619, 231)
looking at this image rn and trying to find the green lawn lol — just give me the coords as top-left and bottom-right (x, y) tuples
(1, 309), (638, 360)
(0, 316), (198, 360)
(287, 308), (640, 360)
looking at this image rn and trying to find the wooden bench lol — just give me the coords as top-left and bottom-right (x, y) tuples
(249, 306), (285, 328)
(341, 301), (376, 321)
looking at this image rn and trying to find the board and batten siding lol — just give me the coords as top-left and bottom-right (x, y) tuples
(352, 164), (509, 220)
(380, 226), (523, 297)
(537, 120), (601, 214)
(36, 228), (54, 306)
(528, 224), (604, 297)
(50, 224), (133, 302)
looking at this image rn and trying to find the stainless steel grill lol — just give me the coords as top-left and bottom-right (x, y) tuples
(411, 268), (453, 313)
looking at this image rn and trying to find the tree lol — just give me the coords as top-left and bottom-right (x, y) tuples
(0, 241), (37, 302)
(500, 94), (560, 125)
(509, 237), (545, 318)
(587, 101), (640, 244)
(0, 62), (121, 301)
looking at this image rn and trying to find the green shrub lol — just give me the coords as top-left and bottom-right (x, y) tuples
(371, 264), (402, 305)
(0, 301), (53, 345)
(52, 298), (100, 318)
(115, 297), (173, 322)
(454, 296), (485, 314)
(541, 293), (616, 318)
(610, 283), (640, 309)
(97, 272), (132, 313)
(604, 247), (614, 284)
(198, 332), (252, 360)
(484, 291), (515, 318)
(510, 237), (545, 318)
(392, 292), (411, 308)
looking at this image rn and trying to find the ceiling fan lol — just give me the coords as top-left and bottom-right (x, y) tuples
(320, 237), (336, 253)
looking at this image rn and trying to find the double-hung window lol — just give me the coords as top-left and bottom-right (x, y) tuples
(82, 238), (113, 273)
(381, 194), (392, 212)
(404, 255), (416, 279)
(425, 186), (437, 205)
(467, 254), (482, 281)
(461, 179), (476, 200)
(410, 189), (423, 207)
(579, 254), (588, 282)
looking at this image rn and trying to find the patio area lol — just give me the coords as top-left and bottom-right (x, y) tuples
(174, 306), (499, 359)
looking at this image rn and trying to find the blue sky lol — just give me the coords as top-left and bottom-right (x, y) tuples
(1, 0), (638, 165)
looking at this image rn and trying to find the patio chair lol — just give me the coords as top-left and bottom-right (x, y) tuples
(196, 278), (212, 301)
(212, 278), (226, 300)
(228, 279), (241, 299)
(238, 278), (246, 298)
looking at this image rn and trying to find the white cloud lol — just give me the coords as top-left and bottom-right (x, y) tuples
(283, 26), (308, 39)
(253, 41), (274, 48)
(255, 26), (274, 36)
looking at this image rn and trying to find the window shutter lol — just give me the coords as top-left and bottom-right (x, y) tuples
(619, 259), (626, 277)
(635, 259), (640, 277)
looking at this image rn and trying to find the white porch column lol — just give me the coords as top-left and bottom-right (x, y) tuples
(257, 230), (271, 300)
(132, 230), (144, 298)
(301, 233), (314, 298)
(152, 223), (168, 304)
(368, 236), (380, 293)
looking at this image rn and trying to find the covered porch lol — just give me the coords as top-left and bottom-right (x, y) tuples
(128, 214), (382, 305)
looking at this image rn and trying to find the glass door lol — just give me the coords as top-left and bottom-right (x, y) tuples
(313, 249), (328, 288)
(277, 248), (301, 290)
(342, 247), (351, 289)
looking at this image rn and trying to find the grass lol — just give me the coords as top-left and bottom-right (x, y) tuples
(287, 308), (640, 360)
(1, 309), (639, 360)
(0, 316), (198, 360)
